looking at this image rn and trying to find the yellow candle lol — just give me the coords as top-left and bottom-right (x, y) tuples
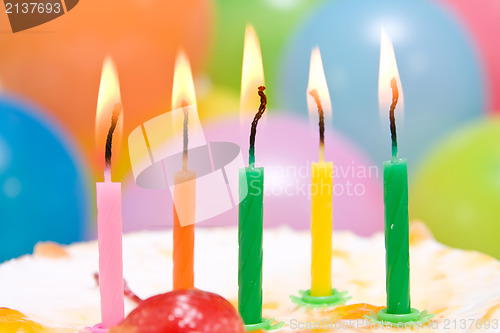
(291, 47), (350, 308)
(310, 161), (333, 297)
(307, 47), (334, 298)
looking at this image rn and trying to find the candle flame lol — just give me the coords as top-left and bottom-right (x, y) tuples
(172, 50), (197, 110)
(307, 47), (331, 162)
(379, 28), (404, 121)
(95, 56), (123, 179)
(240, 25), (265, 125)
(307, 47), (332, 125)
(171, 50), (198, 170)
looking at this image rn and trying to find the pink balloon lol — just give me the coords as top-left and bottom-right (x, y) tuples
(122, 114), (383, 236)
(435, 0), (500, 112)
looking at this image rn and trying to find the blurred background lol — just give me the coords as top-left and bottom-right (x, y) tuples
(0, 0), (499, 261)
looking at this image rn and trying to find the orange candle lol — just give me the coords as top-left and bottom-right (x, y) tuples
(171, 50), (197, 290)
(173, 170), (196, 290)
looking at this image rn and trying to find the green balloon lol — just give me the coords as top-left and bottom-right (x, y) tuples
(410, 119), (500, 259)
(207, 0), (327, 100)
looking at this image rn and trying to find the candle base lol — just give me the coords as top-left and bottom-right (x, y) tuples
(364, 308), (434, 327)
(80, 323), (108, 333)
(290, 288), (351, 308)
(244, 318), (284, 332)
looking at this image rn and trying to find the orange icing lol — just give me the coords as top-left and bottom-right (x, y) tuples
(331, 249), (349, 259)
(349, 279), (370, 287)
(321, 303), (385, 321)
(229, 299), (238, 310)
(432, 307), (448, 316)
(262, 302), (280, 310)
(464, 252), (497, 268)
(0, 308), (47, 333)
(33, 242), (68, 259)
(408, 221), (433, 245)
(159, 249), (173, 258)
(481, 303), (500, 320)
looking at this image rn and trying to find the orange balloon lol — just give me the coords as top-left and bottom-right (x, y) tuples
(0, 0), (213, 180)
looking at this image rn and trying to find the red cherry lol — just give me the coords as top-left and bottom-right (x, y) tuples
(111, 289), (245, 333)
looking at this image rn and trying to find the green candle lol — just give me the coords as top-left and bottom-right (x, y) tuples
(383, 77), (411, 314)
(238, 166), (264, 325)
(383, 158), (410, 314)
(368, 30), (433, 325)
(238, 86), (267, 325)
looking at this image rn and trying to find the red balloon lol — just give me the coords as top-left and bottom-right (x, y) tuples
(435, 0), (500, 113)
(111, 289), (245, 333)
(0, 0), (213, 179)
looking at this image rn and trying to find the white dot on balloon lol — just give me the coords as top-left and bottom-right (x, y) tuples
(3, 177), (22, 198)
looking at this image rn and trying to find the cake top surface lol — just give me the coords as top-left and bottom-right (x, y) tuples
(0, 222), (499, 332)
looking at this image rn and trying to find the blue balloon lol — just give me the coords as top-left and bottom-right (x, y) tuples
(0, 95), (90, 261)
(276, 0), (484, 171)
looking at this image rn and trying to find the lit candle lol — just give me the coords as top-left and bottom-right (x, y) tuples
(95, 57), (124, 328)
(290, 48), (349, 308)
(171, 50), (197, 290)
(369, 29), (433, 325)
(307, 47), (334, 298)
(238, 25), (266, 327)
(378, 29), (410, 315)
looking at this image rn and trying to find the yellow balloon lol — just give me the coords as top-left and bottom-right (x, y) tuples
(197, 86), (240, 123)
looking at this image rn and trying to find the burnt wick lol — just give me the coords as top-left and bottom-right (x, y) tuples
(309, 89), (325, 162)
(248, 86), (267, 167)
(104, 103), (122, 169)
(389, 78), (399, 160)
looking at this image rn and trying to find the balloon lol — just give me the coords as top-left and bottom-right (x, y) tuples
(410, 119), (500, 259)
(206, 0), (327, 100)
(197, 85), (240, 122)
(0, 0), (213, 179)
(434, 0), (500, 113)
(122, 113), (383, 236)
(277, 0), (484, 172)
(0, 95), (90, 261)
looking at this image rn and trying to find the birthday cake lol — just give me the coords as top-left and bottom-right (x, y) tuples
(0, 221), (499, 332)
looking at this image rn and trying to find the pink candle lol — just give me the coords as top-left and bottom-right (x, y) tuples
(96, 174), (124, 328)
(94, 57), (125, 329)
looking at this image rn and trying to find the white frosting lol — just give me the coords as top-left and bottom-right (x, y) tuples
(0, 224), (499, 332)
